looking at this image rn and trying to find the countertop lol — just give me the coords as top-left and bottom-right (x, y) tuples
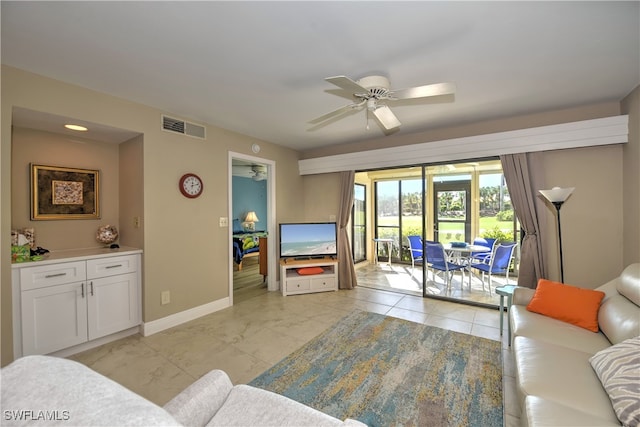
(11, 246), (142, 269)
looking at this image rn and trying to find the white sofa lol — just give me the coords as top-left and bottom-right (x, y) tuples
(510, 263), (640, 426)
(1, 355), (367, 426)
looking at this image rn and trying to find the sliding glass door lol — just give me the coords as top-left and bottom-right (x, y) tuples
(352, 184), (366, 263)
(374, 178), (423, 263)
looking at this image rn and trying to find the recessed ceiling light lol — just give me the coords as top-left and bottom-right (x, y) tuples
(64, 124), (88, 131)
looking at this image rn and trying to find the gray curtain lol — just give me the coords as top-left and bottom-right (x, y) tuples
(500, 153), (546, 288)
(337, 171), (358, 289)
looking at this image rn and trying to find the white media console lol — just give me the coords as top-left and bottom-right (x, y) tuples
(279, 258), (339, 296)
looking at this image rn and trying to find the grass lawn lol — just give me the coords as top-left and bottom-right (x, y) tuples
(377, 215), (513, 243)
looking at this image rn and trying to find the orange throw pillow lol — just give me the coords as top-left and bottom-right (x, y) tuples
(297, 267), (324, 275)
(526, 279), (605, 332)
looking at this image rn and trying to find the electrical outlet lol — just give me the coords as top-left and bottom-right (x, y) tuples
(219, 217), (228, 227)
(133, 216), (141, 228)
(161, 291), (170, 305)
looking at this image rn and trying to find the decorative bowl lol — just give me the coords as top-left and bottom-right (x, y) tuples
(96, 225), (119, 244)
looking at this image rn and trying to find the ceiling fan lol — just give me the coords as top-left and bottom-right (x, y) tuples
(309, 75), (455, 132)
(232, 164), (267, 181)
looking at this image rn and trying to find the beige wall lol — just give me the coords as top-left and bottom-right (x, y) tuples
(621, 86), (640, 266)
(302, 173), (341, 222)
(536, 145), (624, 287)
(11, 127), (121, 250)
(1, 66), (304, 365)
(119, 135), (145, 250)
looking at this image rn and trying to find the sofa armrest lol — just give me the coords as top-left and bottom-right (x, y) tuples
(513, 286), (536, 306)
(163, 369), (233, 426)
(1, 356), (180, 426)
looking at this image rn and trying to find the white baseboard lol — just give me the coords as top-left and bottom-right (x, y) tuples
(141, 297), (231, 336)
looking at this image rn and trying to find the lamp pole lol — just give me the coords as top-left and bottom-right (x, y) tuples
(552, 201), (565, 283)
(539, 187), (574, 283)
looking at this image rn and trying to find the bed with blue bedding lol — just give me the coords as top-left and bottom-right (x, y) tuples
(232, 220), (267, 270)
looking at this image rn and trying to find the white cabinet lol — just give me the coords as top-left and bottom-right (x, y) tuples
(21, 281), (88, 355)
(280, 258), (338, 296)
(12, 248), (142, 357)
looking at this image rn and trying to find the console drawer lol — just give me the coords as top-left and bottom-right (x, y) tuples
(286, 278), (311, 292)
(310, 276), (336, 291)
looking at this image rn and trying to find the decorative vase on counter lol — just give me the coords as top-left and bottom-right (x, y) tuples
(96, 225), (118, 245)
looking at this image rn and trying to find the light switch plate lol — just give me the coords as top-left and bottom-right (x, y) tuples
(219, 217), (228, 227)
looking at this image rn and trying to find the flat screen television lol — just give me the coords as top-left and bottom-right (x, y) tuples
(279, 222), (338, 259)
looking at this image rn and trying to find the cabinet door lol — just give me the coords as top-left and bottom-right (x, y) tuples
(21, 282), (88, 355)
(87, 273), (140, 340)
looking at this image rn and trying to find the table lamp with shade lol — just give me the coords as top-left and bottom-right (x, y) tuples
(243, 211), (259, 231)
(539, 186), (574, 283)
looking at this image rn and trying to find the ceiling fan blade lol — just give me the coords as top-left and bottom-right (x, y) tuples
(372, 105), (401, 130)
(308, 100), (365, 124)
(325, 76), (370, 95)
(390, 82), (456, 100)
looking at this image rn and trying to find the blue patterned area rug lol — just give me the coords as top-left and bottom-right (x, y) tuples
(249, 310), (503, 427)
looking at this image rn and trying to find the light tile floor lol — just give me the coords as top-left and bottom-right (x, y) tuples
(357, 261), (514, 307)
(69, 286), (521, 426)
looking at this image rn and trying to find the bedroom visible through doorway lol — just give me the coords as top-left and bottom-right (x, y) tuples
(229, 154), (276, 304)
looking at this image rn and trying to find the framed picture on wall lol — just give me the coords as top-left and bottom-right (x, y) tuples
(31, 164), (100, 220)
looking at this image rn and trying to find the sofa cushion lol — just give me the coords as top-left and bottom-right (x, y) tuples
(164, 369), (233, 426)
(597, 264), (640, 345)
(589, 336), (640, 427)
(511, 305), (612, 354)
(513, 336), (619, 424)
(1, 355), (180, 426)
(208, 384), (348, 426)
(526, 279), (605, 332)
(523, 396), (621, 427)
(617, 263), (640, 306)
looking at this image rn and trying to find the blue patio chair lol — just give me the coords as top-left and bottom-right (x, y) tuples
(471, 242), (518, 295)
(424, 241), (466, 290)
(470, 237), (497, 265)
(407, 235), (424, 274)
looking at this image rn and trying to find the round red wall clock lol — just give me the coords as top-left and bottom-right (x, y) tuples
(179, 173), (203, 198)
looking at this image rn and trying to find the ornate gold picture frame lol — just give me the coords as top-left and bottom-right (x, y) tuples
(31, 164), (100, 220)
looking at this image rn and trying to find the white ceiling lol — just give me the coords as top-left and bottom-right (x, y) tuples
(2, 1), (639, 151)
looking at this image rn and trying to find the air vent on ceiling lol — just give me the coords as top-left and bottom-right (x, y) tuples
(161, 115), (206, 139)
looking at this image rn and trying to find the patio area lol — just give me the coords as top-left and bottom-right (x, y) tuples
(355, 261), (516, 307)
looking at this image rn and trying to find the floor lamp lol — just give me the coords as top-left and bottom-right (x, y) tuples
(539, 187), (575, 283)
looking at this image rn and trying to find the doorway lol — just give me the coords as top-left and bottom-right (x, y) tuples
(228, 152), (277, 304)
(433, 180), (471, 243)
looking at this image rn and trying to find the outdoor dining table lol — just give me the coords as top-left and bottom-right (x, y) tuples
(443, 243), (491, 287)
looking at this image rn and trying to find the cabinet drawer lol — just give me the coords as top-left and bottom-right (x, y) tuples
(87, 255), (138, 279)
(20, 261), (86, 291)
(286, 278), (311, 292)
(310, 276), (336, 291)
